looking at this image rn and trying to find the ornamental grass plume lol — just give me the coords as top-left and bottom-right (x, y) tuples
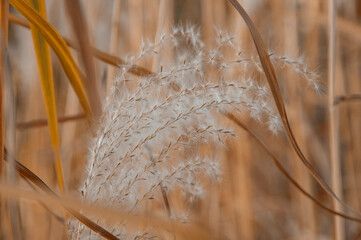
(70, 26), (319, 239)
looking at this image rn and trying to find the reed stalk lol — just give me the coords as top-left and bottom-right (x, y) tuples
(328, 0), (344, 239)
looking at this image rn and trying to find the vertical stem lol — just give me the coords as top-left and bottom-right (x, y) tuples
(231, 136), (254, 240)
(128, 0), (143, 54)
(342, 0), (361, 213)
(151, 0), (174, 72)
(4, 52), (23, 240)
(200, 0), (213, 46)
(0, 0), (8, 236)
(284, 0), (317, 238)
(106, 0), (122, 92)
(328, 0), (344, 239)
(2, 4), (22, 234)
(65, 0), (102, 117)
(0, 0), (7, 180)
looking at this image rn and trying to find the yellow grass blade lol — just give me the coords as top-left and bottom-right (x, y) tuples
(9, 0), (92, 117)
(25, 0), (64, 192)
(8, 13), (154, 77)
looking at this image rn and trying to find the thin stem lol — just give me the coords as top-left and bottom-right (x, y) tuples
(16, 113), (86, 130)
(145, 146), (172, 218)
(0, 0), (7, 233)
(8, 13), (153, 77)
(224, 112), (361, 224)
(4, 148), (120, 240)
(334, 94), (361, 105)
(106, 0), (121, 92)
(328, 0), (344, 239)
(64, 0), (101, 117)
(227, 0), (361, 220)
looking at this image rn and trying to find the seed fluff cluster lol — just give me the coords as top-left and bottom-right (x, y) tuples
(69, 26), (319, 239)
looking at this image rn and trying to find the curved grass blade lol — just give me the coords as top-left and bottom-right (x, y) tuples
(8, 13), (154, 77)
(224, 112), (361, 224)
(3, 148), (120, 240)
(4, 149), (212, 240)
(26, 0), (64, 192)
(9, 0), (93, 117)
(227, 0), (361, 218)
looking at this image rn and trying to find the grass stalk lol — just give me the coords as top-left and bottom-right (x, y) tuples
(342, 0), (361, 211)
(200, 0), (213, 46)
(230, 134), (254, 239)
(328, 0), (344, 239)
(4, 45), (23, 239)
(151, 0), (172, 72)
(64, 0), (101, 118)
(16, 113), (85, 130)
(0, 0), (7, 168)
(106, 0), (122, 92)
(283, 0), (316, 237)
(128, 0), (143, 53)
(1, 1), (23, 237)
(335, 94), (361, 105)
(0, 0), (8, 234)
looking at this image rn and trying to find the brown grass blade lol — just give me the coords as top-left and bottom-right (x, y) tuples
(91, 47), (154, 76)
(224, 112), (361, 224)
(334, 94), (361, 105)
(64, 0), (101, 117)
(0, 180), (214, 240)
(8, 13), (153, 77)
(16, 113), (85, 130)
(227, 0), (361, 218)
(4, 148), (120, 240)
(4, 148), (213, 240)
(22, 176), (64, 224)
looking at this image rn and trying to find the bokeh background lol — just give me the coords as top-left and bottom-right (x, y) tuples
(5, 0), (361, 239)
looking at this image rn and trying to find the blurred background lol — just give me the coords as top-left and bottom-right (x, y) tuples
(6, 0), (361, 239)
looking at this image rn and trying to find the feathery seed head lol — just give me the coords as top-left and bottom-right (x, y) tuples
(71, 25), (318, 239)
